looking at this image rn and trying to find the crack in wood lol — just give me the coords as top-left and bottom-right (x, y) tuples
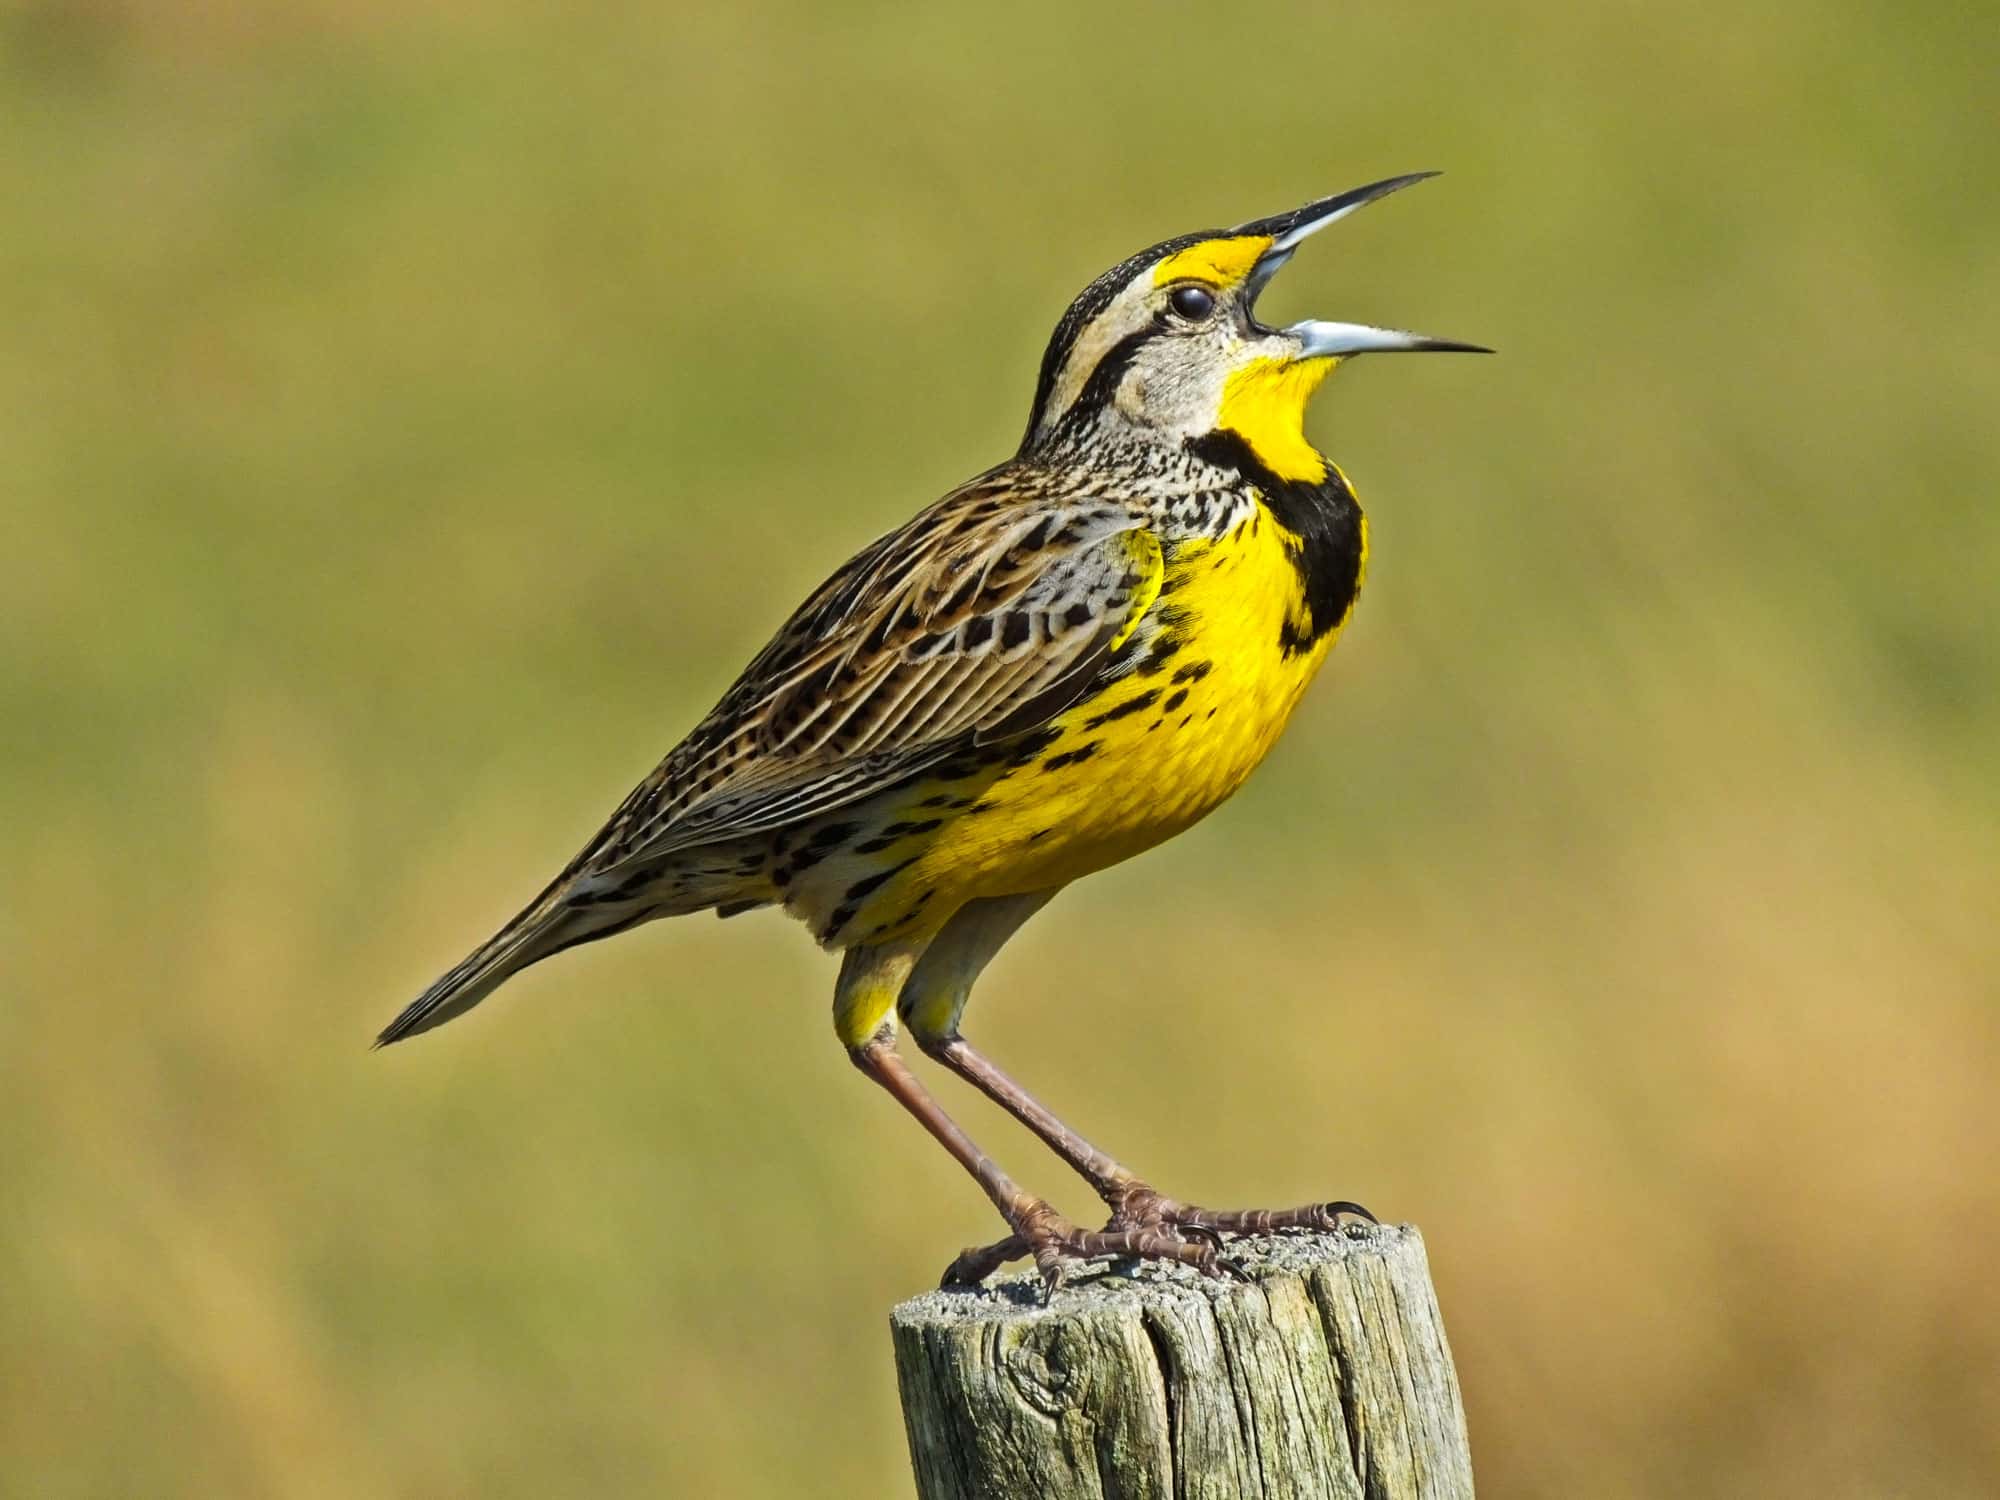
(890, 1225), (1473, 1499)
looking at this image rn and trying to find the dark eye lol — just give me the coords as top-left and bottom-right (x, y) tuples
(1168, 285), (1216, 322)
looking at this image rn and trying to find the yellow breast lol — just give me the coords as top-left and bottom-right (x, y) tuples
(776, 494), (1368, 950)
(899, 503), (1361, 905)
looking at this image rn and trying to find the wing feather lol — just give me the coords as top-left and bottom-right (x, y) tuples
(581, 470), (1161, 874)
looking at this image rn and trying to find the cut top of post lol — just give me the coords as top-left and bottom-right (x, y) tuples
(890, 1224), (1474, 1500)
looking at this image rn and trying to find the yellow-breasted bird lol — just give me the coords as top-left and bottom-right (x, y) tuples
(379, 172), (1486, 1288)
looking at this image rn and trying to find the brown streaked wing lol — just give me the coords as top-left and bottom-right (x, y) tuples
(581, 469), (1162, 874)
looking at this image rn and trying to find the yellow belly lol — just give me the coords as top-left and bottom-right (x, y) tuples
(785, 505), (1362, 947)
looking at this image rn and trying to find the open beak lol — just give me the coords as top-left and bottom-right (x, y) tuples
(1240, 173), (1491, 357)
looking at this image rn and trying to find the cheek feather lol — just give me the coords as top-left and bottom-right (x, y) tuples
(1115, 368), (1150, 422)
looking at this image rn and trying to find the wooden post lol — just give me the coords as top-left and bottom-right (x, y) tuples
(890, 1224), (1473, 1499)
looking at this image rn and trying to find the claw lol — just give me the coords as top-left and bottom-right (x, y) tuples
(1170, 1222), (1228, 1280)
(1174, 1225), (1254, 1282)
(1323, 1199), (1376, 1227)
(938, 1254), (980, 1290)
(1178, 1221), (1227, 1257)
(940, 1233), (1028, 1289)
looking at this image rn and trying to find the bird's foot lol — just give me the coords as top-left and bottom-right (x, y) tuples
(1105, 1183), (1376, 1241)
(939, 1197), (1230, 1295)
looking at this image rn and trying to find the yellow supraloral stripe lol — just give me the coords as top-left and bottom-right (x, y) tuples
(1152, 235), (1273, 288)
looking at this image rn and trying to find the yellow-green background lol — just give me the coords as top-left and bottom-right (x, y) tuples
(5, 1), (1995, 1495)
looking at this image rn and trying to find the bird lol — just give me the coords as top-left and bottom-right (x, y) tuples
(378, 172), (1486, 1289)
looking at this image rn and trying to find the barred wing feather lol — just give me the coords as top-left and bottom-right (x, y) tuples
(591, 484), (1163, 870)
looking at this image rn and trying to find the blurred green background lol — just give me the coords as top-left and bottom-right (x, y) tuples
(4, 0), (1996, 1495)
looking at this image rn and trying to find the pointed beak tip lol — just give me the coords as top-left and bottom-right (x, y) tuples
(1272, 170), (1444, 240)
(1242, 171), (1453, 302)
(1243, 175), (1482, 355)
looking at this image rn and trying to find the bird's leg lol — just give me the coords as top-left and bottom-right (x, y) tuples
(886, 898), (1367, 1282)
(848, 1038), (1225, 1291)
(917, 1032), (1374, 1241)
(838, 942), (1221, 1293)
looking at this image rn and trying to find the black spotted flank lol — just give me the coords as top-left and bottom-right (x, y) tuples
(1162, 688), (1188, 713)
(844, 858), (919, 903)
(851, 818), (944, 854)
(1042, 742), (1101, 771)
(824, 856), (922, 941)
(1171, 660), (1212, 684)
(783, 842), (833, 877)
(1001, 724), (1065, 768)
(1136, 635), (1184, 675)
(1084, 689), (1159, 730)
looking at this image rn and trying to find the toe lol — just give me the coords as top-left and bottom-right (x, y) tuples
(939, 1233), (1029, 1288)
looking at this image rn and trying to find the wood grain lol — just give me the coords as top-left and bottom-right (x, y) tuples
(890, 1224), (1472, 1499)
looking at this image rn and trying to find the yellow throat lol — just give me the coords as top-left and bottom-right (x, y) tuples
(1216, 355), (1336, 483)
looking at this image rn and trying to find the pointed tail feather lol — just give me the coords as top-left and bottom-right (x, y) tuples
(378, 852), (776, 1047)
(375, 884), (586, 1047)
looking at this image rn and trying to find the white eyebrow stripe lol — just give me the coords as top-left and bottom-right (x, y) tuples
(1034, 276), (1154, 437)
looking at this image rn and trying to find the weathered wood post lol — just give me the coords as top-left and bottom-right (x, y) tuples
(890, 1224), (1472, 1499)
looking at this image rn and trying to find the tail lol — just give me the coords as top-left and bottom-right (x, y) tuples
(377, 853), (777, 1047)
(375, 879), (598, 1048)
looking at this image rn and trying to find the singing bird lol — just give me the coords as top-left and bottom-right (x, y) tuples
(380, 173), (1486, 1288)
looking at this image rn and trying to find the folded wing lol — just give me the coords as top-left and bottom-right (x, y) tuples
(587, 476), (1164, 872)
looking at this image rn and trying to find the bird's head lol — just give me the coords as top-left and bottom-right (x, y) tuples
(1021, 172), (1487, 481)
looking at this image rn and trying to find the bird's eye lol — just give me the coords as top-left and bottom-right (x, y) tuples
(1168, 285), (1216, 322)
